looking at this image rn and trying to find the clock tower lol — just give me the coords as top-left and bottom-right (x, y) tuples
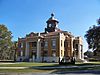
(45, 13), (59, 33)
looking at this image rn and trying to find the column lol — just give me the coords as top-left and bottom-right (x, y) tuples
(59, 33), (62, 62)
(59, 33), (65, 62)
(81, 45), (84, 60)
(21, 50), (23, 57)
(78, 44), (81, 59)
(71, 38), (74, 57)
(37, 38), (41, 62)
(25, 42), (29, 58)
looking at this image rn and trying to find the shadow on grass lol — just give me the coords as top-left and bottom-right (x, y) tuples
(50, 69), (100, 74)
(29, 62), (100, 74)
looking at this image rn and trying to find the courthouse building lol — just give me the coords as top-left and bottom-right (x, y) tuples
(16, 13), (84, 62)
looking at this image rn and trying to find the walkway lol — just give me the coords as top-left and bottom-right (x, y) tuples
(0, 67), (28, 69)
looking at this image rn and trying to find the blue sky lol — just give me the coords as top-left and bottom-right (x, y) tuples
(0, 0), (100, 52)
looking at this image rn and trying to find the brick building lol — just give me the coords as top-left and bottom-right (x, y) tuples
(16, 13), (84, 62)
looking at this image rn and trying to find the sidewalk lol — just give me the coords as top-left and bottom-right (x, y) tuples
(0, 67), (28, 69)
(0, 63), (28, 69)
(0, 63), (16, 64)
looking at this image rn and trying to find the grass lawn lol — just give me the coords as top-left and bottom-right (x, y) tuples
(0, 62), (57, 73)
(0, 62), (100, 73)
(0, 62), (58, 67)
(0, 69), (54, 73)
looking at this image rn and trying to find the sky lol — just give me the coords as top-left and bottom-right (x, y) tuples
(0, 0), (100, 52)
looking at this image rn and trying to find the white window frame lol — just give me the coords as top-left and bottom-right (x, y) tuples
(52, 39), (56, 49)
(21, 43), (23, 48)
(44, 41), (48, 47)
(52, 52), (56, 57)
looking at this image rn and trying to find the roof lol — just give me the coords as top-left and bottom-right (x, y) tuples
(40, 30), (74, 38)
(46, 13), (59, 23)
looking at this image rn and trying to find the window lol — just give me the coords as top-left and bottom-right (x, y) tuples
(75, 44), (78, 55)
(61, 40), (62, 47)
(41, 42), (44, 47)
(52, 51), (56, 57)
(64, 41), (68, 47)
(19, 43), (23, 48)
(73, 41), (75, 48)
(75, 44), (78, 50)
(44, 41), (48, 47)
(61, 50), (63, 56)
(44, 51), (48, 56)
(52, 39), (56, 49)
(21, 43), (23, 48)
(32, 42), (37, 47)
(19, 43), (21, 48)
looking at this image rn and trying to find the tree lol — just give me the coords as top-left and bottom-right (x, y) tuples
(0, 24), (13, 60)
(84, 18), (100, 53)
(84, 50), (93, 58)
(13, 41), (18, 61)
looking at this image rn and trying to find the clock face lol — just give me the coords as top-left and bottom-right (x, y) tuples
(49, 24), (52, 27)
(48, 23), (55, 28)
